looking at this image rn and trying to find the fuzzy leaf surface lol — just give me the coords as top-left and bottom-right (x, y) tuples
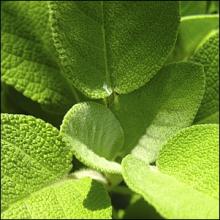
(60, 102), (123, 174)
(191, 31), (219, 123)
(1, 2), (75, 113)
(2, 178), (112, 219)
(1, 114), (72, 211)
(111, 62), (205, 162)
(122, 125), (219, 219)
(49, 1), (179, 98)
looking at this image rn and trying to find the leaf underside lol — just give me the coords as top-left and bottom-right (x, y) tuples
(60, 102), (123, 174)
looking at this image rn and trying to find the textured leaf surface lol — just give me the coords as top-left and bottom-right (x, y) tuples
(168, 15), (219, 62)
(49, 1), (179, 98)
(122, 125), (219, 219)
(1, 114), (72, 211)
(111, 62), (205, 162)
(61, 102), (123, 174)
(158, 124), (219, 199)
(1, 178), (112, 219)
(191, 31), (219, 123)
(1, 2), (75, 113)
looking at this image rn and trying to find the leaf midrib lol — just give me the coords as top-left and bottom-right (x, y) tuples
(101, 1), (112, 93)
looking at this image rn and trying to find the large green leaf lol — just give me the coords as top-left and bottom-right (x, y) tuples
(168, 14), (219, 62)
(1, 178), (112, 219)
(1, 2), (77, 113)
(122, 125), (219, 219)
(111, 62), (205, 162)
(191, 30), (219, 123)
(49, 1), (179, 98)
(157, 125), (219, 199)
(60, 102), (123, 174)
(1, 114), (72, 211)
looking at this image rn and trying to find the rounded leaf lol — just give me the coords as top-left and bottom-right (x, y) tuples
(60, 102), (124, 174)
(49, 1), (180, 98)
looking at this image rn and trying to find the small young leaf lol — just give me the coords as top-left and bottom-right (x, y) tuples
(122, 125), (219, 219)
(191, 31), (219, 124)
(1, 2), (76, 113)
(60, 102), (124, 174)
(1, 178), (112, 219)
(111, 62), (205, 162)
(49, 1), (179, 98)
(168, 14), (219, 62)
(1, 114), (72, 211)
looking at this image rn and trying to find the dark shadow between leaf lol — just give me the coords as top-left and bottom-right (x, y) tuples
(83, 180), (110, 211)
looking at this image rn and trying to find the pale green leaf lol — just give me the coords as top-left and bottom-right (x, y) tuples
(191, 31), (219, 124)
(1, 178), (112, 219)
(1, 113), (72, 211)
(49, 1), (179, 98)
(180, 1), (207, 16)
(157, 124), (219, 199)
(1, 2), (76, 113)
(111, 62), (205, 162)
(122, 125), (219, 219)
(60, 102), (123, 174)
(168, 14), (219, 62)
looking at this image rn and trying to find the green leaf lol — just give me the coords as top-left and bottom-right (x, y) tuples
(111, 62), (205, 162)
(49, 1), (180, 98)
(1, 178), (112, 219)
(168, 14), (219, 62)
(207, 1), (219, 14)
(191, 30), (219, 124)
(180, 1), (207, 16)
(122, 124), (219, 219)
(1, 113), (72, 211)
(157, 124), (219, 199)
(1, 2), (76, 113)
(60, 102), (124, 174)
